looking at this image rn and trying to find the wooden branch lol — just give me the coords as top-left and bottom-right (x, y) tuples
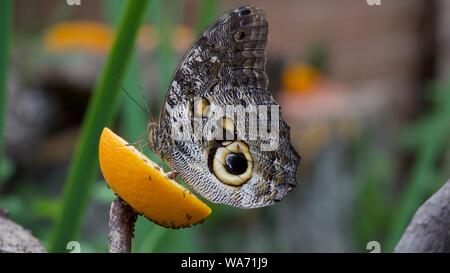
(108, 198), (137, 253)
(395, 180), (450, 253)
(0, 209), (46, 253)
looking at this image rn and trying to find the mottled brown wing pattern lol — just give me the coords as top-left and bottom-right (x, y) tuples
(159, 6), (268, 121)
(148, 6), (300, 208)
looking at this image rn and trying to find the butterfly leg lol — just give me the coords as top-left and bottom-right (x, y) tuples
(166, 171), (178, 180)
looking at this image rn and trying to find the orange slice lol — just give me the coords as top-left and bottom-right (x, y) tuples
(99, 127), (211, 228)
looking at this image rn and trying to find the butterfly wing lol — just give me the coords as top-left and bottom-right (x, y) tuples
(149, 6), (300, 208)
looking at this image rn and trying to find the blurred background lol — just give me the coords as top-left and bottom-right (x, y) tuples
(0, 0), (449, 252)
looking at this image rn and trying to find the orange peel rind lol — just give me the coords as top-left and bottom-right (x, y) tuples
(99, 127), (211, 228)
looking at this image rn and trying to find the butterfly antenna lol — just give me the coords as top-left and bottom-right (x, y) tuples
(138, 83), (151, 117)
(135, 134), (145, 155)
(120, 84), (150, 116)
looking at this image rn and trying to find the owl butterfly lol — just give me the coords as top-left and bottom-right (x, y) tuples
(148, 6), (300, 208)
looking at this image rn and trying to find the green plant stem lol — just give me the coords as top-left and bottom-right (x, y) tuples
(102, 0), (148, 142)
(49, 0), (150, 253)
(0, 0), (12, 183)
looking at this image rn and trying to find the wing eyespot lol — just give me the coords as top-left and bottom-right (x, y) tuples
(208, 141), (253, 186)
(234, 31), (246, 42)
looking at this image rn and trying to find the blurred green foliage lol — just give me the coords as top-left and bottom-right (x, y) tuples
(352, 138), (395, 251)
(196, 0), (219, 32)
(385, 82), (450, 251)
(352, 81), (450, 252)
(0, 0), (14, 184)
